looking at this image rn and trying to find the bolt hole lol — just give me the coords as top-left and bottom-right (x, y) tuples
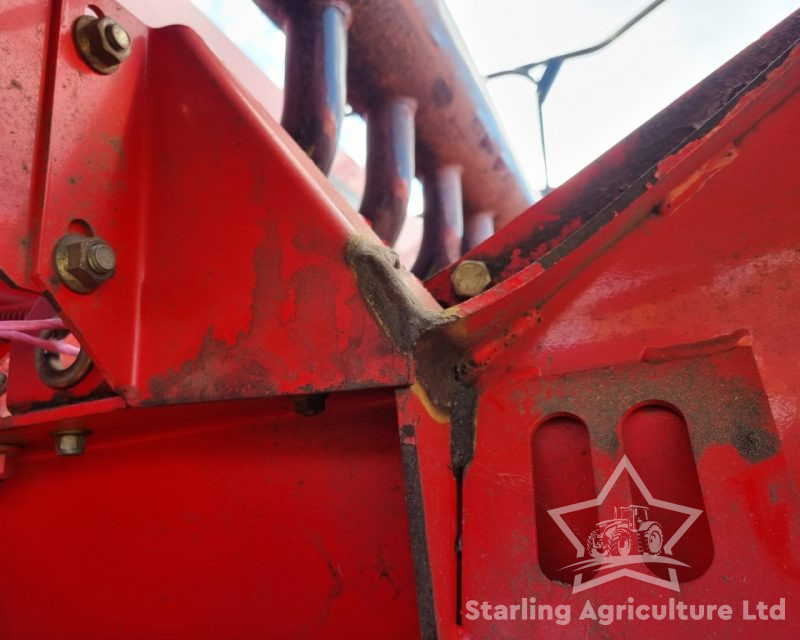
(44, 331), (80, 370)
(293, 393), (328, 416)
(35, 329), (92, 389)
(67, 218), (93, 237)
(532, 414), (598, 583)
(621, 404), (714, 581)
(84, 4), (103, 18)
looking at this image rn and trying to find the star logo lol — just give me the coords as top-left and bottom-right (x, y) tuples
(548, 455), (703, 593)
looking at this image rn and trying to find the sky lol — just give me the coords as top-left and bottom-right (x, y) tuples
(194, 0), (799, 206)
(446, 0), (798, 191)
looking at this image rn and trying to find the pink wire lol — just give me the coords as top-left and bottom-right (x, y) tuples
(0, 331), (80, 356)
(0, 318), (66, 332)
(0, 318), (81, 356)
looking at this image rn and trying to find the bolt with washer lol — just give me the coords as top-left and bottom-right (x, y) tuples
(53, 430), (90, 456)
(73, 15), (132, 74)
(53, 234), (117, 294)
(451, 260), (492, 298)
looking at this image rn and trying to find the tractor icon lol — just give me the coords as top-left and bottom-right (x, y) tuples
(586, 505), (664, 558)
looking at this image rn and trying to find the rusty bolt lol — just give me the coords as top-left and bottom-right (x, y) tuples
(54, 234), (117, 294)
(73, 15), (132, 75)
(106, 22), (131, 52)
(87, 242), (117, 275)
(451, 260), (492, 298)
(53, 430), (90, 457)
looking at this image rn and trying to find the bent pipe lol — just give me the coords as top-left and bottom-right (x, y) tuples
(412, 164), (464, 279)
(360, 97), (417, 246)
(281, 1), (351, 175)
(462, 210), (494, 253)
(258, 0), (532, 227)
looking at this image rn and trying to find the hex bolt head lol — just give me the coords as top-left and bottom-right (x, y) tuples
(53, 430), (90, 457)
(87, 243), (117, 275)
(451, 260), (492, 298)
(73, 15), (132, 75)
(54, 234), (117, 294)
(105, 22), (131, 51)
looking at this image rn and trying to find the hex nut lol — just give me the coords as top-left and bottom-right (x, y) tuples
(451, 260), (492, 298)
(73, 15), (132, 75)
(54, 234), (117, 294)
(53, 430), (90, 456)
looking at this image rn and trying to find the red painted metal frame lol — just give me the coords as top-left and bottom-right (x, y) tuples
(0, 391), (422, 639)
(400, 11), (800, 638)
(1, 0), (439, 409)
(1, 1), (800, 639)
(1, 3), (431, 636)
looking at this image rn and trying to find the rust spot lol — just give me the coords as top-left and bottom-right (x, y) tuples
(531, 344), (779, 463)
(399, 423), (415, 440)
(430, 77), (453, 108)
(477, 14), (800, 282)
(147, 326), (275, 404)
(147, 232), (281, 403)
(641, 328), (751, 363)
(347, 233), (481, 475)
(345, 234), (445, 354)
(107, 136), (123, 156)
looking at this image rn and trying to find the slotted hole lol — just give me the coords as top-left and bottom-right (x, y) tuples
(532, 415), (597, 583)
(621, 403), (714, 581)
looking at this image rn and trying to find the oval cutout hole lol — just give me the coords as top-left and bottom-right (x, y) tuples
(622, 404), (714, 581)
(532, 415), (597, 583)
